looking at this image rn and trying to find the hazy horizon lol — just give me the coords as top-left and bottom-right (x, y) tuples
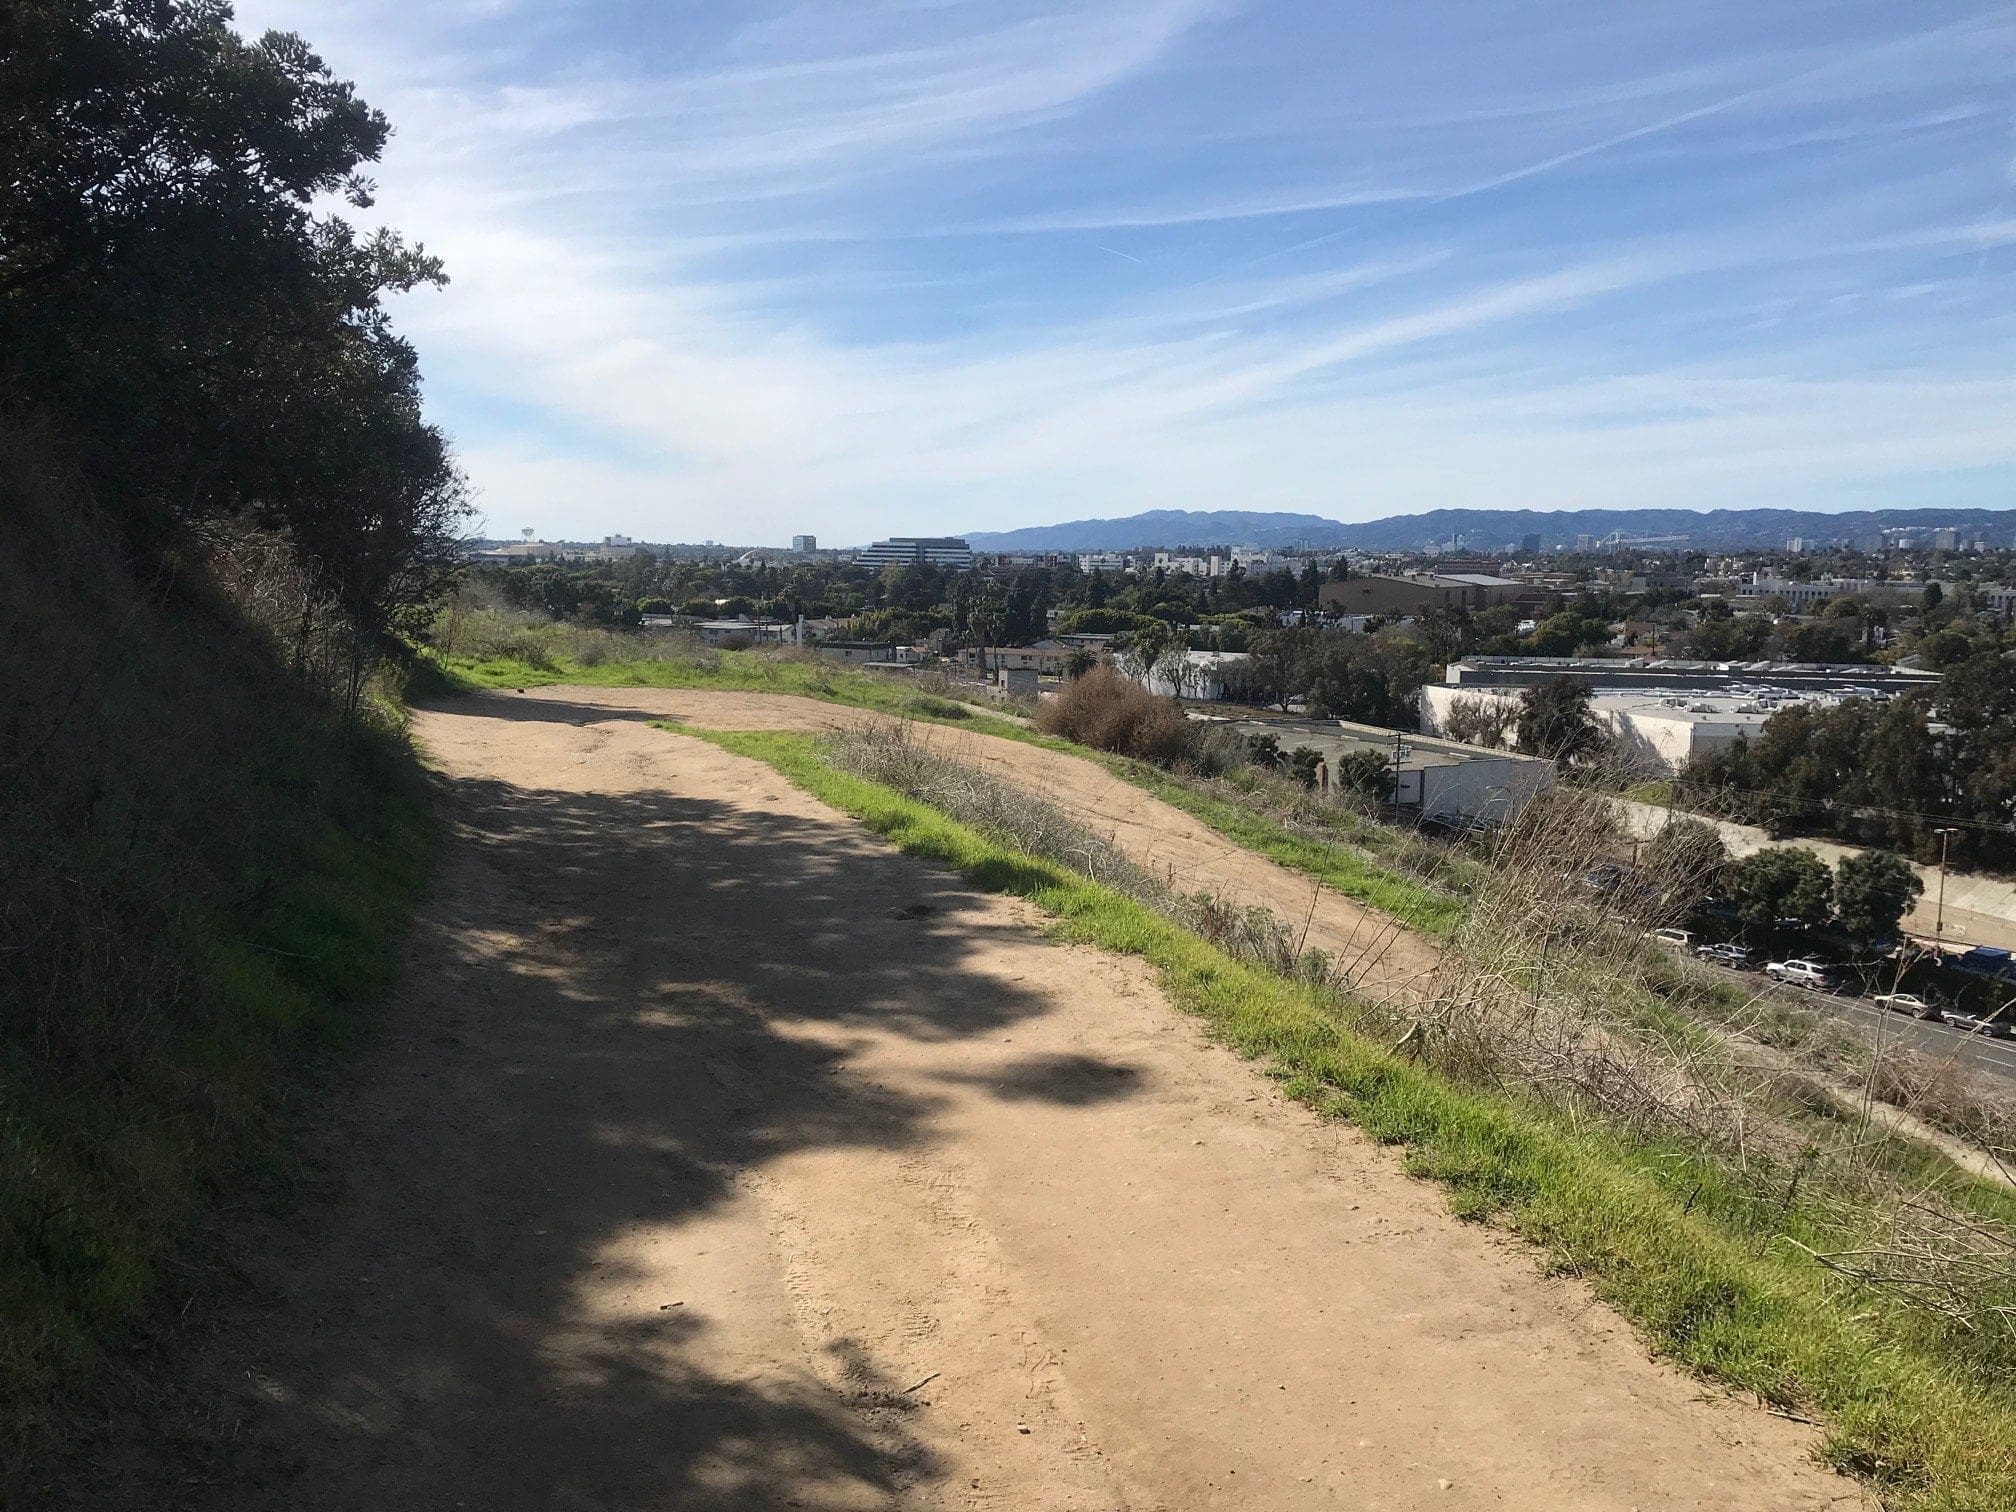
(482, 501), (2016, 553)
(241, 1), (2016, 544)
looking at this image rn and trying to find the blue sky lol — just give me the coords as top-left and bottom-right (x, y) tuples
(237, 1), (2016, 546)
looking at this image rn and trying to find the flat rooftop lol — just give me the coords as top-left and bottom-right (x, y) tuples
(1445, 656), (1940, 693)
(1430, 682), (1909, 726)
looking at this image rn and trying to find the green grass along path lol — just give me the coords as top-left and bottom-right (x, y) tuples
(676, 723), (2016, 1512)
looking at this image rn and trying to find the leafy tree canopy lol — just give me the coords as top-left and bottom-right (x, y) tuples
(2, 0), (465, 677)
(1831, 850), (1922, 941)
(1515, 678), (1605, 767)
(1725, 847), (1833, 932)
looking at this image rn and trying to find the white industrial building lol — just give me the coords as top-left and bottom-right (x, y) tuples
(1722, 574), (2016, 616)
(1422, 656), (1942, 775)
(1118, 648), (1254, 701)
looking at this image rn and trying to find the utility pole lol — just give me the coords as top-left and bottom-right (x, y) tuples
(1933, 827), (1958, 944)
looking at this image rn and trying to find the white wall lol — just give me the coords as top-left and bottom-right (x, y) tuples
(1419, 685), (1753, 777)
(1417, 756), (1555, 824)
(1612, 800), (2016, 950)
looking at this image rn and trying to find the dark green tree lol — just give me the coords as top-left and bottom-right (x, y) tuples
(1831, 851), (1922, 942)
(1514, 679), (1605, 767)
(1333, 748), (1392, 799)
(1, 0), (464, 682)
(1245, 626), (1313, 712)
(1301, 633), (1431, 727)
(1643, 817), (1728, 913)
(1724, 847), (1833, 932)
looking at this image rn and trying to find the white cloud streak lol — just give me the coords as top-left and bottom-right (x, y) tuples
(236, 0), (2016, 541)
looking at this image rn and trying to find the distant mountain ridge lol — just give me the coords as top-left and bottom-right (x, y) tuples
(964, 507), (2016, 554)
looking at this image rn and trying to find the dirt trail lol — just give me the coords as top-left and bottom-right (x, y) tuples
(63, 688), (1863, 1510)
(573, 685), (1448, 1003)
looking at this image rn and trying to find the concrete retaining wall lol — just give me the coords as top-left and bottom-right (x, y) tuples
(1613, 799), (2016, 950)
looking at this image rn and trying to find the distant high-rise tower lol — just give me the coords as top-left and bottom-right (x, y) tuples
(792, 534), (817, 552)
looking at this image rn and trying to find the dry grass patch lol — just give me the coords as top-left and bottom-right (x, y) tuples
(1033, 666), (1190, 762)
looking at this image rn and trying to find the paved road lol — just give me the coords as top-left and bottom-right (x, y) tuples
(1763, 975), (2016, 1082)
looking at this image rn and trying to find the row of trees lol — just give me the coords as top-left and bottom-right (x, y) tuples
(1678, 646), (2016, 868)
(1647, 818), (1925, 943)
(474, 552), (1658, 662)
(1152, 624), (1434, 727)
(3, 0), (464, 706)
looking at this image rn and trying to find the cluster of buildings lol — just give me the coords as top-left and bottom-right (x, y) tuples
(1719, 572), (2016, 616)
(465, 532), (644, 564)
(1419, 656), (1943, 775)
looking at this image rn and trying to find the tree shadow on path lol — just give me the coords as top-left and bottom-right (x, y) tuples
(55, 712), (1139, 1511)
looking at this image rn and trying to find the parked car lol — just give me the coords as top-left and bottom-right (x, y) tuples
(1766, 958), (1844, 992)
(1872, 992), (1941, 1021)
(1695, 942), (1755, 970)
(1942, 1010), (2013, 1039)
(1648, 927), (1694, 948)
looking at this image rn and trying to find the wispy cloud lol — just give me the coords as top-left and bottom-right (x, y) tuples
(237, 0), (2016, 541)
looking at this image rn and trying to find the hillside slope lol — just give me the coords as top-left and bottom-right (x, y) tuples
(0, 451), (435, 1491)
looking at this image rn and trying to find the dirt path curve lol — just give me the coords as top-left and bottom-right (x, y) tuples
(64, 689), (1862, 1510)
(565, 685), (1448, 1004)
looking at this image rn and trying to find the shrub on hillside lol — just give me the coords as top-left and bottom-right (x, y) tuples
(1187, 723), (1251, 778)
(1035, 667), (1191, 764)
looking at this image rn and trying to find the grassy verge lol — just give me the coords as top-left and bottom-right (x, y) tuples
(1, 744), (435, 1489)
(3, 557), (440, 1499)
(681, 724), (2016, 1512)
(1095, 758), (1469, 936)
